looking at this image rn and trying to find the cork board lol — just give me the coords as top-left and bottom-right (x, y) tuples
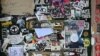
(1, 0), (35, 15)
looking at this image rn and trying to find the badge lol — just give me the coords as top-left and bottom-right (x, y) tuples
(83, 31), (89, 37)
(83, 38), (90, 47)
(9, 25), (20, 35)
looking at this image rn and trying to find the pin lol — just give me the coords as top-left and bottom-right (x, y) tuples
(83, 38), (90, 47)
(83, 31), (89, 37)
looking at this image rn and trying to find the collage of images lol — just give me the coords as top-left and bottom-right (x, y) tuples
(0, 15), (90, 56)
(0, 0), (91, 56)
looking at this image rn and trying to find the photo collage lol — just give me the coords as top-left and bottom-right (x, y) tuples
(0, 0), (91, 56)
